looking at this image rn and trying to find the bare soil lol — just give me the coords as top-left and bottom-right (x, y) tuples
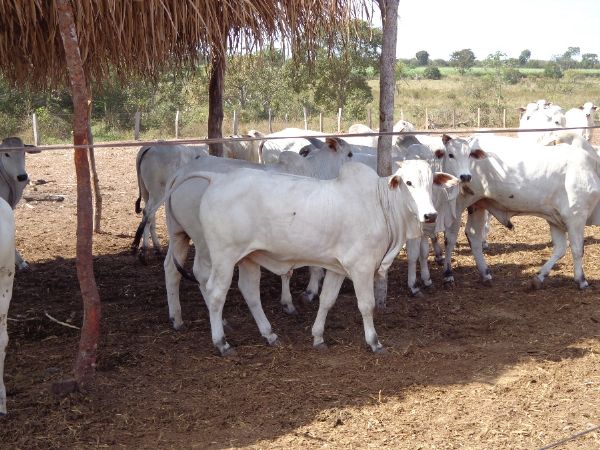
(1, 143), (599, 449)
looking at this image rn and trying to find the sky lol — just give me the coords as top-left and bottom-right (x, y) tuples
(387, 0), (600, 61)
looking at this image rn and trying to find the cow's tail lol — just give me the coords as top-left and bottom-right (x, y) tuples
(131, 214), (147, 253)
(173, 255), (198, 284)
(135, 146), (152, 214)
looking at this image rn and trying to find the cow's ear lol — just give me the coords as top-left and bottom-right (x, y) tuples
(593, 105), (598, 111)
(433, 172), (458, 187)
(470, 149), (487, 159)
(517, 106), (526, 112)
(325, 137), (342, 152)
(388, 175), (402, 190)
(434, 149), (445, 159)
(442, 134), (452, 146)
(579, 105), (585, 110)
(299, 146), (312, 157)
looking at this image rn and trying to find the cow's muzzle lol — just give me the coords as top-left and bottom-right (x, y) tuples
(460, 174), (471, 183)
(424, 213), (437, 223)
(17, 174), (28, 182)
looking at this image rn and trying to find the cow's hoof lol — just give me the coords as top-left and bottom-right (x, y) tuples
(282, 304), (298, 316)
(17, 263), (31, 272)
(578, 279), (589, 290)
(137, 250), (148, 265)
(220, 346), (238, 358)
(409, 289), (424, 298)
(268, 337), (282, 347)
(527, 276), (543, 291)
(300, 291), (315, 306)
(435, 257), (445, 266)
(481, 278), (493, 287)
(314, 342), (328, 352)
(482, 241), (490, 252)
(170, 318), (184, 331)
(0, 411), (5, 418)
(372, 345), (387, 355)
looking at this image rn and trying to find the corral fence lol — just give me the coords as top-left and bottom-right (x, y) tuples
(23, 104), (600, 145)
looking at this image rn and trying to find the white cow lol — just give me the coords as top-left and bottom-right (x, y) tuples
(132, 143), (209, 261)
(0, 197), (15, 415)
(0, 137), (38, 270)
(345, 120), (416, 149)
(441, 133), (600, 290)
(222, 135), (261, 162)
(518, 104), (565, 143)
(135, 138), (354, 319)
(256, 128), (328, 164)
(164, 160), (456, 355)
(564, 102), (597, 141)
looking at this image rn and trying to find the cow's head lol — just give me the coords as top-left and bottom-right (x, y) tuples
(436, 134), (486, 183)
(388, 160), (458, 224)
(0, 137), (30, 185)
(581, 102), (598, 118)
(302, 137), (354, 160)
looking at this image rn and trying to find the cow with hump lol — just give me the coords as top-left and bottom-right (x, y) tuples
(163, 160), (457, 355)
(440, 133), (600, 289)
(0, 197), (15, 415)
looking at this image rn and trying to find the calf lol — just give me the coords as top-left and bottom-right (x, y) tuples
(564, 102), (597, 141)
(164, 160), (455, 355)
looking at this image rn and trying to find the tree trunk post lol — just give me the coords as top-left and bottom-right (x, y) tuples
(319, 112), (323, 132)
(477, 107), (481, 128)
(87, 121), (102, 234)
(303, 106), (308, 130)
(268, 108), (273, 133)
(377, 0), (399, 173)
(175, 110), (180, 139)
(503, 108), (506, 128)
(368, 107), (372, 129)
(232, 110), (238, 135)
(337, 108), (342, 132)
(208, 52), (225, 156)
(57, 0), (101, 389)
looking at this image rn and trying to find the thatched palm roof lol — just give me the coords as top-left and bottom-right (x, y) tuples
(0, 0), (368, 87)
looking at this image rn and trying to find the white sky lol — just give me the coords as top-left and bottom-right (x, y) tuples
(389, 0), (600, 61)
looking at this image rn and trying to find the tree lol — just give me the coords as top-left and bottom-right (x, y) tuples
(556, 46), (580, 69)
(544, 62), (563, 79)
(423, 66), (441, 80)
(518, 49), (531, 66)
(581, 53), (599, 69)
(415, 50), (429, 66)
(449, 48), (476, 74)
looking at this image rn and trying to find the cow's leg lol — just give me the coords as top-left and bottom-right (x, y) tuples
(302, 267), (324, 302)
(419, 236), (433, 288)
(163, 231), (190, 330)
(238, 259), (278, 345)
(311, 271), (345, 349)
(204, 262), (236, 356)
(443, 215), (462, 285)
(0, 267), (14, 416)
(406, 238), (422, 297)
(279, 271), (297, 315)
(14, 250), (28, 271)
(352, 271), (384, 353)
(465, 207), (492, 285)
(149, 211), (162, 256)
(431, 234), (444, 266)
(482, 210), (491, 251)
(567, 220), (588, 289)
(531, 224), (567, 289)
(374, 270), (388, 309)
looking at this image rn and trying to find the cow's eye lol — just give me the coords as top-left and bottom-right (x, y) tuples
(348, 152), (353, 157)
(4, 153), (10, 157)
(448, 154), (454, 159)
(406, 181), (412, 186)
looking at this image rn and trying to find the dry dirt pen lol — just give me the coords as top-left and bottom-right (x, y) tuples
(0, 142), (599, 449)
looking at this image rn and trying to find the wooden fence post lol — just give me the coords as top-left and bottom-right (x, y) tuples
(337, 108), (342, 132)
(368, 107), (372, 129)
(424, 108), (429, 129)
(175, 110), (180, 139)
(134, 111), (141, 140)
(503, 109), (506, 128)
(303, 106), (308, 130)
(232, 110), (238, 135)
(285, 113), (288, 124)
(319, 112), (323, 132)
(268, 108), (273, 133)
(477, 108), (481, 128)
(32, 112), (39, 146)
(400, 108), (404, 121)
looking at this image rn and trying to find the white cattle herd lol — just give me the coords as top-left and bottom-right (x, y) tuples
(0, 99), (598, 414)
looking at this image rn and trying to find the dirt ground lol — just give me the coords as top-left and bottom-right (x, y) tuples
(0, 141), (599, 449)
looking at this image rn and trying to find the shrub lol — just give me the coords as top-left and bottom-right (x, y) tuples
(503, 68), (524, 85)
(423, 67), (442, 80)
(544, 63), (563, 79)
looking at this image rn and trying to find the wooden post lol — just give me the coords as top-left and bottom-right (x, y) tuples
(477, 107), (481, 128)
(87, 122), (102, 234)
(319, 112), (323, 132)
(503, 109), (506, 128)
(452, 109), (456, 128)
(175, 110), (180, 139)
(232, 110), (238, 135)
(57, 0), (100, 390)
(337, 108), (342, 132)
(32, 113), (39, 146)
(268, 108), (273, 133)
(285, 113), (288, 124)
(368, 108), (372, 129)
(208, 50), (225, 157)
(425, 108), (429, 129)
(134, 111), (141, 140)
(400, 108), (404, 121)
(303, 106), (308, 130)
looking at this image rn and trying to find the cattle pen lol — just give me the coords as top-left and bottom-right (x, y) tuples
(0, 126), (598, 449)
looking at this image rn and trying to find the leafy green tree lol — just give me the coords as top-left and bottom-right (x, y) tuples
(449, 49), (476, 74)
(518, 49), (531, 66)
(544, 62), (563, 79)
(581, 53), (599, 69)
(423, 66), (441, 80)
(415, 50), (429, 66)
(556, 47), (580, 69)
